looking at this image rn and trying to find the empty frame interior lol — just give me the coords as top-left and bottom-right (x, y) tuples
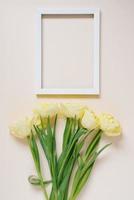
(41, 14), (94, 90)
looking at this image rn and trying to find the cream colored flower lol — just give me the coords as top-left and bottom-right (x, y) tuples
(98, 113), (121, 136)
(60, 103), (87, 119)
(30, 114), (40, 126)
(81, 109), (99, 130)
(33, 103), (59, 118)
(9, 114), (44, 139)
(9, 117), (32, 139)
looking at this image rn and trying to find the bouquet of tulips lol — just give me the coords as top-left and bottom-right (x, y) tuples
(10, 103), (121, 200)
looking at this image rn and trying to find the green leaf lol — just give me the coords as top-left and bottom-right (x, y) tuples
(84, 130), (102, 161)
(57, 134), (87, 200)
(58, 140), (83, 200)
(58, 155), (75, 200)
(28, 129), (49, 200)
(62, 118), (72, 151)
(70, 130), (101, 195)
(97, 143), (112, 156)
(70, 143), (112, 200)
(28, 133), (41, 174)
(58, 128), (88, 185)
(70, 164), (94, 200)
(34, 125), (51, 165)
(71, 116), (78, 136)
(50, 115), (58, 198)
(47, 116), (53, 137)
(35, 116), (58, 200)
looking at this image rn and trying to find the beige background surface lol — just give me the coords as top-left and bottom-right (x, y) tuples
(42, 14), (94, 89)
(0, 0), (134, 200)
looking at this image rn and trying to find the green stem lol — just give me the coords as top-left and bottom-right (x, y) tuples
(34, 163), (49, 200)
(38, 173), (49, 200)
(27, 137), (49, 200)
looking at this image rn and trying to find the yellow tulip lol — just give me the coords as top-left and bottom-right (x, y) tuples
(60, 103), (87, 119)
(98, 113), (121, 136)
(81, 109), (99, 130)
(9, 114), (44, 139)
(9, 117), (32, 139)
(33, 103), (59, 118)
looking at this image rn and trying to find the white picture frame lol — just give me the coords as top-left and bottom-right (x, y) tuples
(35, 8), (100, 95)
